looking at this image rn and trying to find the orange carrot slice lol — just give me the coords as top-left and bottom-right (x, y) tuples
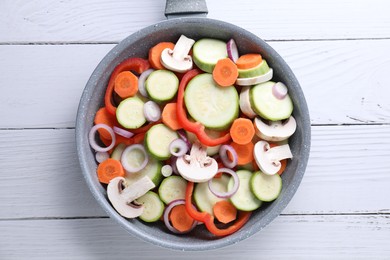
(230, 141), (254, 165)
(213, 200), (237, 224)
(212, 58), (238, 87)
(96, 158), (125, 184)
(229, 118), (255, 145)
(149, 42), (175, 70)
(162, 103), (181, 130)
(169, 204), (195, 233)
(94, 107), (119, 140)
(236, 54), (262, 69)
(114, 71), (138, 99)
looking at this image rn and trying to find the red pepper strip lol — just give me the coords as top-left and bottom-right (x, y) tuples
(185, 182), (252, 237)
(104, 57), (150, 116)
(176, 69), (232, 147)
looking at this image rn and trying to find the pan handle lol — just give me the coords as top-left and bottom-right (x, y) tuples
(165, 0), (208, 19)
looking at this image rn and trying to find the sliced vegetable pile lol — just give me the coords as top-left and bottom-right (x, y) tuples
(89, 35), (297, 237)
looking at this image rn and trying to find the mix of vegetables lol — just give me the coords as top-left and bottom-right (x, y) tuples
(89, 35), (297, 237)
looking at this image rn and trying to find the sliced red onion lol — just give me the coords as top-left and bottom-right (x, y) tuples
(208, 168), (240, 199)
(177, 129), (192, 150)
(272, 82), (288, 100)
(95, 151), (109, 163)
(161, 165), (173, 177)
(163, 199), (197, 234)
(227, 39), (239, 63)
(138, 69), (154, 97)
(113, 126), (134, 138)
(121, 144), (149, 173)
(170, 156), (179, 175)
(143, 101), (161, 122)
(219, 144), (238, 169)
(89, 123), (116, 152)
(169, 138), (188, 157)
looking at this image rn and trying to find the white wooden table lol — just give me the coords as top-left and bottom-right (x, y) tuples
(1, 0), (389, 259)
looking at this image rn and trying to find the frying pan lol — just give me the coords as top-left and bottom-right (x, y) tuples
(75, 0), (311, 251)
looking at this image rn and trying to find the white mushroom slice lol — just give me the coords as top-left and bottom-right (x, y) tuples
(160, 35), (195, 73)
(239, 86), (257, 118)
(235, 68), (273, 86)
(254, 140), (293, 175)
(176, 142), (218, 182)
(107, 176), (155, 218)
(254, 116), (297, 142)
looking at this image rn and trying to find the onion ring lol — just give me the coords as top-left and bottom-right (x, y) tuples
(219, 144), (238, 169)
(208, 168), (240, 199)
(121, 144), (149, 173)
(161, 165), (173, 177)
(89, 123), (116, 152)
(95, 151), (109, 163)
(272, 82), (288, 100)
(138, 69), (154, 97)
(113, 126), (134, 138)
(169, 138), (189, 157)
(163, 199), (197, 234)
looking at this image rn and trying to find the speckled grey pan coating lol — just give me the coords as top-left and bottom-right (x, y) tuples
(75, 17), (311, 251)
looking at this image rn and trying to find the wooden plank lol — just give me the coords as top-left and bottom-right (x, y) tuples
(0, 125), (389, 219)
(0, 40), (389, 128)
(1, 215), (389, 259)
(0, 0), (389, 43)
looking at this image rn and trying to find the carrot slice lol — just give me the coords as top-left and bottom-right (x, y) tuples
(94, 107), (119, 140)
(162, 103), (182, 130)
(169, 204), (195, 233)
(213, 201), (237, 224)
(212, 58), (238, 87)
(229, 118), (255, 145)
(96, 158), (125, 184)
(149, 42), (175, 70)
(236, 54), (262, 69)
(230, 141), (254, 165)
(114, 71), (138, 99)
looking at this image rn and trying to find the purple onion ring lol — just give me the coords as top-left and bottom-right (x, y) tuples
(89, 123), (116, 152)
(120, 144), (149, 173)
(169, 138), (189, 157)
(113, 126), (134, 139)
(163, 199), (197, 234)
(208, 168), (240, 199)
(219, 144), (238, 169)
(138, 69), (154, 97)
(272, 82), (288, 100)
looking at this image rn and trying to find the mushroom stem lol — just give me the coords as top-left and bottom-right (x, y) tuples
(120, 176), (156, 204)
(172, 35), (195, 60)
(254, 140), (293, 175)
(107, 176), (155, 218)
(266, 144), (293, 166)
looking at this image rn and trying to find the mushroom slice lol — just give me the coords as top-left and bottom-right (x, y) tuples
(176, 142), (218, 183)
(254, 116), (297, 142)
(254, 140), (293, 175)
(107, 176), (155, 218)
(160, 35), (195, 73)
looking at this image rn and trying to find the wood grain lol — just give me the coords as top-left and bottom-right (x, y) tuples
(1, 40), (389, 129)
(0, 125), (389, 219)
(1, 215), (389, 259)
(0, 0), (389, 43)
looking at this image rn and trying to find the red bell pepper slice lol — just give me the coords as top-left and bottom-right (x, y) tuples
(176, 69), (232, 147)
(104, 57), (150, 116)
(185, 181), (251, 237)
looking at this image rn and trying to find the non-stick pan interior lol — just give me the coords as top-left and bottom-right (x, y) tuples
(76, 17), (311, 251)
